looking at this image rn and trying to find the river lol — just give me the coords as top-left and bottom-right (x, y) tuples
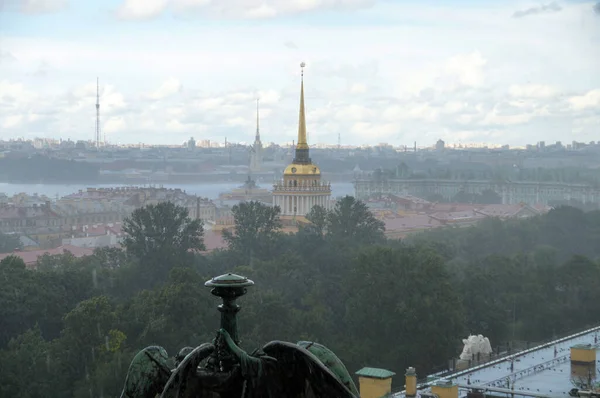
(0, 182), (356, 201)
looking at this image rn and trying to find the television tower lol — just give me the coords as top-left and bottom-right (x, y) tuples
(95, 77), (101, 148)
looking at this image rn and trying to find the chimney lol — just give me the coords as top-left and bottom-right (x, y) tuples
(355, 367), (395, 398)
(431, 380), (458, 398)
(571, 344), (596, 364)
(405, 367), (417, 397)
(570, 344), (596, 381)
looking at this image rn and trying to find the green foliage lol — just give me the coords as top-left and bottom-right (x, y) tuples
(306, 205), (328, 236)
(327, 196), (385, 244)
(223, 200), (282, 260)
(3, 202), (600, 396)
(341, 245), (465, 372)
(122, 201), (205, 289)
(0, 232), (22, 253)
(0, 325), (54, 398)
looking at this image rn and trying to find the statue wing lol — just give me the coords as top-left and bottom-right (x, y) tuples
(120, 346), (171, 398)
(262, 341), (358, 398)
(297, 341), (359, 396)
(160, 343), (215, 398)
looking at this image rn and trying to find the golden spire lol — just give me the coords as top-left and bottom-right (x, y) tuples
(296, 62), (309, 150)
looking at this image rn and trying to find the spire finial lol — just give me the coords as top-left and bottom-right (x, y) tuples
(295, 62), (309, 157)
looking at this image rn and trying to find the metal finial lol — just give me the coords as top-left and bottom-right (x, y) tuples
(300, 62), (305, 77)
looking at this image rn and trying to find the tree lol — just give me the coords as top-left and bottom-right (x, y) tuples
(479, 189), (502, 204)
(0, 326), (55, 398)
(326, 196), (385, 244)
(53, 296), (126, 398)
(305, 205), (328, 236)
(342, 245), (465, 375)
(223, 201), (282, 260)
(0, 232), (22, 253)
(122, 201), (204, 287)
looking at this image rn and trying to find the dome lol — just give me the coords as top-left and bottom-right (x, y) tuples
(283, 163), (321, 176)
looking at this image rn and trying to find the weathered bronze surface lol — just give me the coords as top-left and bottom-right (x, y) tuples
(120, 273), (358, 398)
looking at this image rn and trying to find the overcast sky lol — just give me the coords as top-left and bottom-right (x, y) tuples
(1, 0), (599, 147)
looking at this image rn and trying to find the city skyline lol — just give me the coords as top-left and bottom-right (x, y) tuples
(1, 0), (599, 147)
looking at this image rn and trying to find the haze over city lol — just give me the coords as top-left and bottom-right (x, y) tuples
(1, 0), (599, 147)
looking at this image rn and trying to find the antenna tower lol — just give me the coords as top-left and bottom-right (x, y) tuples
(338, 132), (341, 149)
(95, 77), (101, 148)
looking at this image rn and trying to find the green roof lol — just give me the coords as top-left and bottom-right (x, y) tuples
(356, 367), (396, 379)
(572, 344), (594, 350)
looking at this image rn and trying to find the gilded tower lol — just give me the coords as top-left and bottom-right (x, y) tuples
(250, 99), (263, 172)
(272, 63), (332, 217)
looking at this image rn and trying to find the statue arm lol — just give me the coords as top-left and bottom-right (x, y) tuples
(218, 328), (276, 378)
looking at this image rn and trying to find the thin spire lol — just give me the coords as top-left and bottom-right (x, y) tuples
(255, 98), (260, 141)
(95, 77), (100, 148)
(292, 62), (312, 165)
(297, 62), (308, 150)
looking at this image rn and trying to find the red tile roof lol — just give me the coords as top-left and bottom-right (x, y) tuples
(201, 230), (228, 253)
(0, 245), (95, 268)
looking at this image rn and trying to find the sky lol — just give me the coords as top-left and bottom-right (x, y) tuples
(0, 0), (599, 147)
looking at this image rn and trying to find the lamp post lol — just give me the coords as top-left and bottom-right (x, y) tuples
(205, 273), (254, 346)
(203, 273), (254, 374)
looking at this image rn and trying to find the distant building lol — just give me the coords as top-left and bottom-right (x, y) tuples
(435, 139), (445, 151)
(62, 222), (124, 248)
(272, 64), (332, 218)
(187, 137), (196, 151)
(218, 176), (272, 204)
(355, 177), (600, 206)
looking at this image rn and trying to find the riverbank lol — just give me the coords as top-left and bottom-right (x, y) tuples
(0, 181), (356, 201)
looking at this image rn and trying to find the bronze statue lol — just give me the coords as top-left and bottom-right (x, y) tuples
(120, 273), (359, 398)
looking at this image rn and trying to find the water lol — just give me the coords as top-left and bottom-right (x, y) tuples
(0, 182), (356, 201)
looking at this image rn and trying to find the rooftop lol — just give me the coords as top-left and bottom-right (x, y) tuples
(393, 326), (600, 398)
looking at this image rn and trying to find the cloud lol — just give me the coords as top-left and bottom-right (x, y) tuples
(2, 0), (68, 14)
(512, 2), (562, 19)
(147, 77), (182, 100)
(32, 61), (52, 77)
(568, 89), (600, 111)
(0, 51), (18, 65)
(116, 0), (168, 20)
(509, 84), (558, 99)
(284, 41), (298, 49)
(594, 2), (600, 15)
(115, 0), (376, 20)
(2, 1), (599, 146)
(0, 69), (595, 146)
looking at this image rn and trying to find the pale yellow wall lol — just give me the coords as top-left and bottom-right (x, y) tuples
(431, 384), (458, 398)
(405, 374), (417, 397)
(358, 376), (392, 398)
(571, 347), (596, 363)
